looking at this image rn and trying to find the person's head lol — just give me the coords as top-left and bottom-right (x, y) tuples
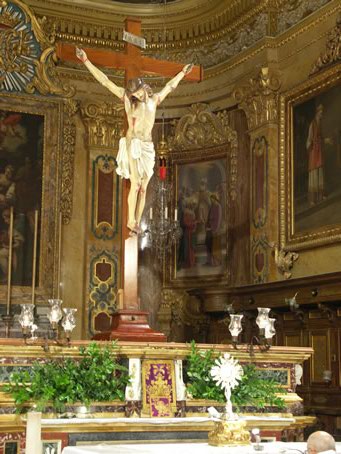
(306, 431), (336, 453)
(4, 165), (14, 179)
(2, 207), (10, 225)
(126, 78), (153, 104)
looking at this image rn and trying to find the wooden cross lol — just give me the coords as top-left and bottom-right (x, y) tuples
(57, 18), (202, 335)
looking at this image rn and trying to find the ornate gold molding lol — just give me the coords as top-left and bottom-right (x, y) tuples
(234, 67), (281, 130)
(81, 102), (124, 149)
(0, 0), (74, 96)
(61, 99), (78, 225)
(310, 12), (341, 75)
(169, 104), (238, 200)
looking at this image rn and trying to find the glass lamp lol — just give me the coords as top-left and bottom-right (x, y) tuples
(265, 318), (276, 344)
(256, 307), (271, 335)
(18, 304), (35, 336)
(48, 299), (63, 330)
(61, 308), (77, 339)
(229, 314), (243, 343)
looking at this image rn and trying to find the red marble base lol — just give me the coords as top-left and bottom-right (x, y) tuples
(92, 310), (167, 342)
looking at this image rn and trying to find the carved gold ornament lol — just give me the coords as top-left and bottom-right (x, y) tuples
(0, 0), (73, 96)
(269, 242), (299, 279)
(310, 12), (341, 75)
(61, 99), (78, 224)
(208, 419), (250, 447)
(234, 67), (281, 130)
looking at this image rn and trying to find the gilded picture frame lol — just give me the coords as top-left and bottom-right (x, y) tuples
(168, 145), (229, 285)
(279, 64), (341, 250)
(0, 93), (63, 304)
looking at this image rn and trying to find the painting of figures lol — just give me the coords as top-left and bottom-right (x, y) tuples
(175, 157), (227, 280)
(293, 82), (341, 233)
(0, 109), (43, 286)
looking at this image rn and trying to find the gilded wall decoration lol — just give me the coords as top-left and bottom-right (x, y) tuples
(92, 155), (119, 240)
(279, 65), (341, 250)
(81, 102), (123, 336)
(0, 94), (63, 303)
(251, 235), (269, 283)
(89, 247), (118, 336)
(310, 12), (341, 75)
(252, 136), (268, 228)
(234, 67), (281, 130)
(170, 104), (238, 200)
(0, 0), (73, 96)
(61, 99), (78, 225)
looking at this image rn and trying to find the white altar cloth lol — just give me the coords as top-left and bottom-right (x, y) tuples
(62, 442), (341, 454)
(42, 415), (295, 426)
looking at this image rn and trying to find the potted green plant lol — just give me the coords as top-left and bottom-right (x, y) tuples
(185, 341), (285, 413)
(4, 342), (130, 415)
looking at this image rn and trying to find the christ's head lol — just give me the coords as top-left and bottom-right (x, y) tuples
(126, 78), (153, 104)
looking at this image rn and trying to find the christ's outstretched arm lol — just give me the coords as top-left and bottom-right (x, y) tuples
(157, 63), (193, 105)
(76, 48), (125, 99)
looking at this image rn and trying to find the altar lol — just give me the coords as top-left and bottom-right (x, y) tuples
(0, 340), (315, 452)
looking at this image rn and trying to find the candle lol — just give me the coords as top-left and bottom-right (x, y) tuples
(31, 210), (38, 306)
(175, 208), (178, 221)
(6, 206), (14, 316)
(57, 211), (62, 299)
(149, 207), (153, 220)
(25, 411), (42, 454)
(159, 166), (167, 180)
(165, 207), (168, 219)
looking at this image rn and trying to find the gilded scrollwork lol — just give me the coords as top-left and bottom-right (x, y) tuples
(310, 12), (341, 75)
(60, 99), (78, 225)
(234, 67), (281, 130)
(169, 104), (238, 200)
(0, 0), (73, 96)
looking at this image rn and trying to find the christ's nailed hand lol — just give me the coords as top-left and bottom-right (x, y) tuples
(76, 47), (87, 63)
(183, 63), (194, 75)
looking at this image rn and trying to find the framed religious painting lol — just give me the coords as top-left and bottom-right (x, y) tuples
(0, 94), (64, 305)
(279, 65), (341, 250)
(168, 146), (229, 285)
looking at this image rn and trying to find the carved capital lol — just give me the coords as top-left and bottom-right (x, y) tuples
(81, 102), (124, 149)
(310, 13), (341, 75)
(234, 67), (281, 130)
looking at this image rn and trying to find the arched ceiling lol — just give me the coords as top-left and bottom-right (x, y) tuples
(28, 0), (332, 69)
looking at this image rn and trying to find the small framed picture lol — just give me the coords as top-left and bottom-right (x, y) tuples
(42, 440), (62, 454)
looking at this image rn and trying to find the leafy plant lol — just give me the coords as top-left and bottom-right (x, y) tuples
(4, 342), (130, 413)
(185, 341), (285, 410)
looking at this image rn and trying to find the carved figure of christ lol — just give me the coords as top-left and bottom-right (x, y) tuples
(57, 18), (202, 313)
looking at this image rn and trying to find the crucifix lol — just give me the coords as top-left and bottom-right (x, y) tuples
(56, 17), (202, 341)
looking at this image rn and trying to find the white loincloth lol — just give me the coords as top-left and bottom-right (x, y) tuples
(116, 137), (155, 180)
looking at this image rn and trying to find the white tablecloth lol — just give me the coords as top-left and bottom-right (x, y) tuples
(62, 442), (341, 454)
(42, 415), (295, 426)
